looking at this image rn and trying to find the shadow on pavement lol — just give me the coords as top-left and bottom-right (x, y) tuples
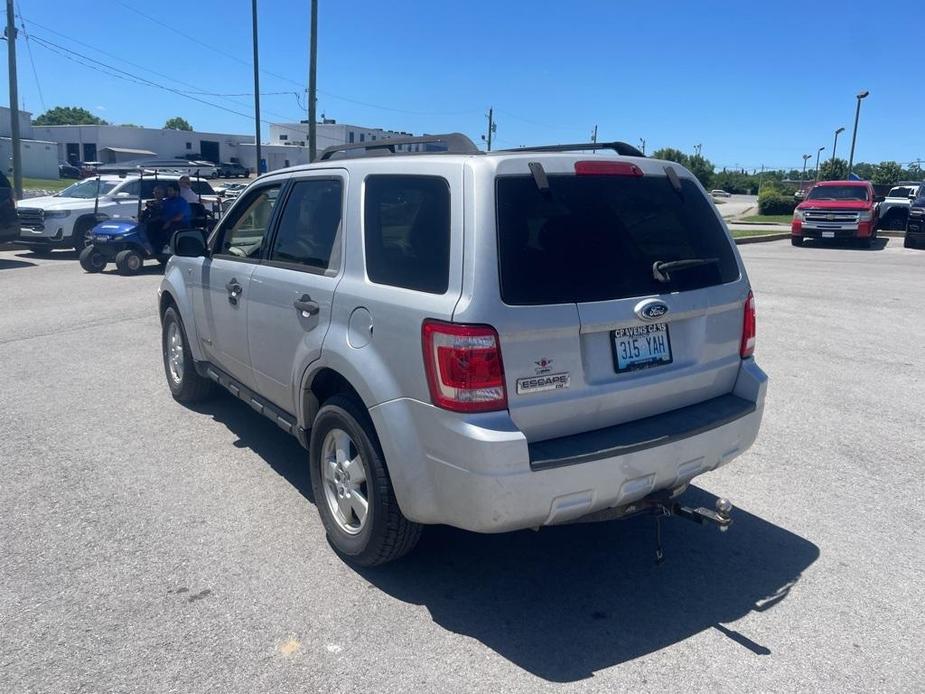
(16, 249), (79, 260)
(801, 237), (889, 251)
(186, 393), (313, 501)
(186, 394), (818, 681)
(0, 258), (36, 270)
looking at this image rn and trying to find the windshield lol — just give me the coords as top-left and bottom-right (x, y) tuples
(887, 186), (914, 198)
(806, 186), (868, 201)
(57, 179), (118, 199)
(496, 174), (739, 305)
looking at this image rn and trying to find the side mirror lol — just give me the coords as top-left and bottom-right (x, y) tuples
(874, 195), (885, 203)
(172, 229), (207, 257)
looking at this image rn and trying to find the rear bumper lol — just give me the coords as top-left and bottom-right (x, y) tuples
(370, 359), (767, 533)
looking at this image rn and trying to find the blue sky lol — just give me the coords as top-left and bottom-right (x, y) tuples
(4, 0), (919, 171)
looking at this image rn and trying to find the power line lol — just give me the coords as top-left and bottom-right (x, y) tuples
(23, 17), (304, 124)
(14, 2), (45, 111)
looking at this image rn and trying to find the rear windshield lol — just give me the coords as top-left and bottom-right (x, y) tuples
(806, 185), (868, 201)
(496, 174), (739, 305)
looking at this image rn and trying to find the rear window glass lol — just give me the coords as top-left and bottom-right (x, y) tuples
(806, 185), (868, 201)
(496, 174), (739, 305)
(364, 175), (450, 294)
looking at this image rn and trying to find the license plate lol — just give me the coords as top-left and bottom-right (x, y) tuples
(612, 323), (672, 373)
(822, 231), (835, 238)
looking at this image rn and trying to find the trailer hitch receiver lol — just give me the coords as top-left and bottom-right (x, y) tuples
(673, 497), (733, 531)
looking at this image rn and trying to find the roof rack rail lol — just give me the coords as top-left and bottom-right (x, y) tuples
(496, 141), (646, 157)
(318, 132), (480, 161)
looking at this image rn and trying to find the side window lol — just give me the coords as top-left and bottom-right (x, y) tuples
(270, 179), (343, 272)
(119, 180), (140, 196)
(217, 185), (280, 258)
(364, 175), (450, 294)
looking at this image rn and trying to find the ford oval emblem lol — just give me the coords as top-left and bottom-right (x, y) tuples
(634, 299), (669, 322)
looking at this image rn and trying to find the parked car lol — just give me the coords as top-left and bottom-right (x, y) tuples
(58, 162), (81, 179)
(710, 189), (731, 198)
(158, 134), (766, 566)
(217, 161), (250, 178)
(903, 189), (925, 249)
(791, 180), (880, 247)
(876, 183), (920, 231)
(17, 174), (218, 253)
(0, 171), (18, 244)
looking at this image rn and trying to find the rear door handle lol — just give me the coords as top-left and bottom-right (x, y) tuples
(294, 294), (320, 317)
(225, 278), (243, 305)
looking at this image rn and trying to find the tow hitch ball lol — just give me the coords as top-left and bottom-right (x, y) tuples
(654, 498), (733, 565)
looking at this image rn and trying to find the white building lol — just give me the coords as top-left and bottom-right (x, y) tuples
(270, 121), (422, 153)
(0, 107), (59, 179)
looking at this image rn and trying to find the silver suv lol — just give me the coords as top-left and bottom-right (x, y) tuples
(158, 134), (767, 565)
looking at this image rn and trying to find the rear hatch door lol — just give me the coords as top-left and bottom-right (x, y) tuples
(494, 159), (747, 442)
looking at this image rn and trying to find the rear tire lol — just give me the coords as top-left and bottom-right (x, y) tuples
(309, 394), (422, 566)
(79, 245), (107, 272)
(161, 306), (216, 403)
(791, 236), (803, 247)
(115, 248), (143, 275)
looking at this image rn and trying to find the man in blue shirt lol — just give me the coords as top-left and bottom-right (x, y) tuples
(153, 182), (191, 251)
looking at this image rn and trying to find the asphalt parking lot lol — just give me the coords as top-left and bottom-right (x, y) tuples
(1, 238), (923, 693)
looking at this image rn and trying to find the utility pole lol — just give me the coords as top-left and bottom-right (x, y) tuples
(307, 0), (317, 161)
(639, 138), (646, 155)
(251, 0), (262, 174)
(6, 0), (22, 199)
(482, 107), (494, 151)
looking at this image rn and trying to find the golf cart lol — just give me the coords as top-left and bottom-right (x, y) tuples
(79, 171), (217, 275)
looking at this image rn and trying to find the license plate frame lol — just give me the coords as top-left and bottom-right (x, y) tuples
(611, 323), (673, 374)
(822, 231), (835, 238)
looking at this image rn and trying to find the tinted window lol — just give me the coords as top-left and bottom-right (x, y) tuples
(888, 186), (913, 198)
(364, 175), (450, 294)
(806, 185), (868, 201)
(270, 179), (343, 271)
(191, 181), (214, 195)
(496, 174), (739, 305)
(218, 185), (280, 258)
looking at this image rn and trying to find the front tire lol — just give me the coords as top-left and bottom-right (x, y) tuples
(309, 395), (421, 566)
(79, 245), (107, 272)
(161, 306), (216, 403)
(71, 218), (95, 252)
(115, 248), (143, 275)
(791, 236), (803, 247)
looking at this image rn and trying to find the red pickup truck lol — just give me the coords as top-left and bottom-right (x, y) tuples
(791, 180), (880, 248)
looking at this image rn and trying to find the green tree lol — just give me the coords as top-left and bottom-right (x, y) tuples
(650, 147), (688, 166)
(818, 158), (848, 181)
(32, 106), (108, 126)
(871, 161), (902, 186)
(685, 153), (715, 188)
(164, 116), (192, 131)
(851, 162), (876, 180)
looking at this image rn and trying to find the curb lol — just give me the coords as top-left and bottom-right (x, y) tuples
(734, 233), (791, 245)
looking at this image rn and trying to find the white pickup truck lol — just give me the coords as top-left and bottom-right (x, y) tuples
(877, 183), (921, 231)
(18, 175), (218, 254)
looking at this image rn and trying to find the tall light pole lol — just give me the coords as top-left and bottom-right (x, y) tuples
(307, 0), (317, 161)
(251, 0), (262, 174)
(5, 0), (22, 199)
(801, 154), (811, 183)
(639, 137), (646, 155)
(847, 90), (869, 177)
(830, 127), (845, 176)
(814, 146), (825, 183)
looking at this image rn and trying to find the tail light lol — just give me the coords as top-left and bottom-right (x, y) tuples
(422, 320), (507, 412)
(741, 291), (756, 358)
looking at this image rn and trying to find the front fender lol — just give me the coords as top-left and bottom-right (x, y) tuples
(158, 258), (206, 363)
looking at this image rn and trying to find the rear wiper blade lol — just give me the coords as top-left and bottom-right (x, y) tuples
(653, 257), (719, 283)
